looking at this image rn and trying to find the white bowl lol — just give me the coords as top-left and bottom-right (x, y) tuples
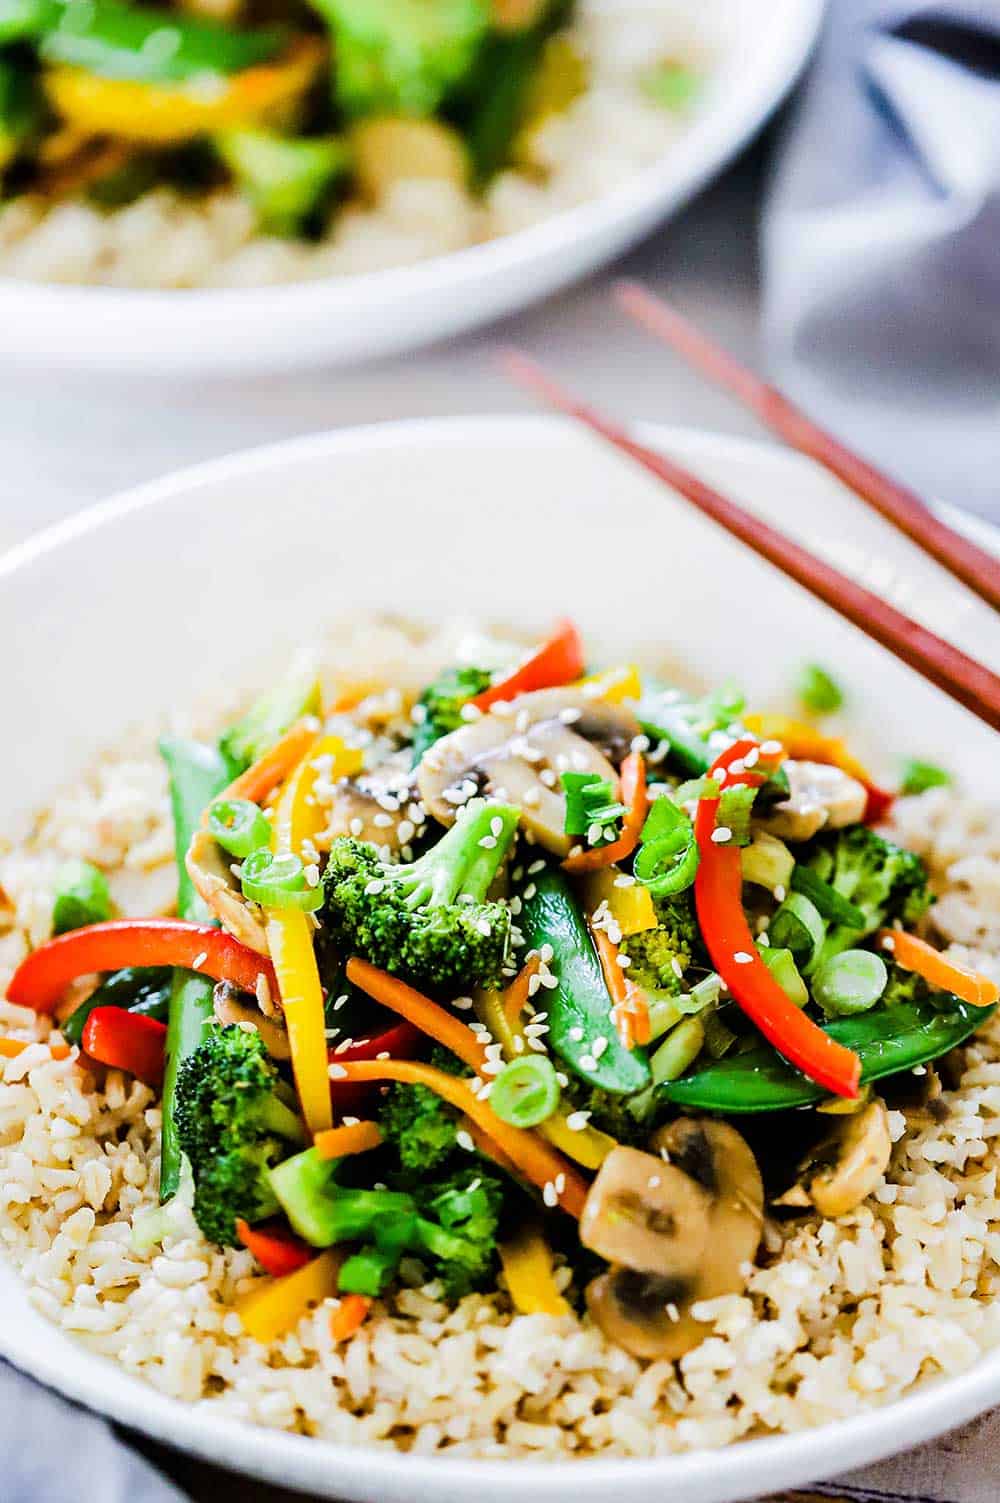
(0, 0), (823, 375)
(2, 416), (999, 1501)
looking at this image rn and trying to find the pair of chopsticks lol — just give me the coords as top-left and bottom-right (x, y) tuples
(501, 282), (1000, 736)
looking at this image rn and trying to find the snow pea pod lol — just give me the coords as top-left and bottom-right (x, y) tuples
(2, 0), (287, 80)
(518, 866), (649, 1095)
(62, 966), (172, 1047)
(659, 997), (995, 1113)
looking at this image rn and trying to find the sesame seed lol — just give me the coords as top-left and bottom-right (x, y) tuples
(568, 1026), (584, 1042)
(761, 739), (783, 755)
(333, 994), (348, 1011)
(192, 951), (208, 969)
(528, 860), (546, 875)
(579, 1054), (598, 1072)
(733, 951), (753, 965)
(592, 1037), (608, 1059)
(475, 918), (492, 937)
(743, 747), (760, 768)
(453, 995), (473, 1011)
(774, 884), (787, 902)
(542, 1181), (558, 1208)
(613, 873), (636, 888)
(456, 1129), (476, 1152)
(365, 879), (386, 895)
(342, 1116), (360, 1127)
(711, 827), (732, 844)
(711, 766), (727, 783)
(671, 957), (684, 979)
(523, 883), (537, 901)
(558, 707), (582, 724)
(328, 1063), (348, 1080)
(881, 934), (896, 951)
(478, 834), (498, 850)
(554, 1172), (566, 1195)
(566, 1110), (591, 1131)
(647, 1175), (661, 1189)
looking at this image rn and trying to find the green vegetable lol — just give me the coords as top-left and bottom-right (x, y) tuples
(208, 797), (270, 858)
(518, 865), (649, 1095)
(660, 995), (994, 1113)
(759, 945), (808, 1008)
(219, 667), (321, 773)
(812, 948), (888, 1017)
(741, 831), (795, 892)
(158, 736), (238, 1202)
(241, 849), (323, 911)
(717, 783), (758, 847)
(901, 759), (952, 796)
(322, 801), (518, 991)
(309, 0), (489, 118)
(377, 1076), (460, 1174)
(174, 1025), (305, 1244)
(633, 797), (698, 895)
(418, 1167), (504, 1298)
(806, 825), (931, 971)
(490, 1053), (560, 1127)
(215, 129), (349, 237)
(62, 966), (172, 1047)
(561, 771), (625, 841)
(650, 1016), (705, 1084)
(796, 662), (844, 715)
(462, 22), (546, 185)
(338, 1244), (401, 1296)
(619, 891), (697, 993)
(272, 1149), (414, 1246)
(410, 664), (492, 766)
(51, 858), (112, 935)
(4, 0), (288, 81)
(0, 58), (41, 172)
(790, 863), (866, 927)
(640, 59), (700, 112)
(769, 891), (826, 969)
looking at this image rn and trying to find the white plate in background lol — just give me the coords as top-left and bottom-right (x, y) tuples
(0, 0), (823, 374)
(1, 415), (999, 1500)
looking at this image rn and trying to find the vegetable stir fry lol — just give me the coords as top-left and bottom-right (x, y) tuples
(8, 623), (997, 1361)
(0, 0), (701, 245)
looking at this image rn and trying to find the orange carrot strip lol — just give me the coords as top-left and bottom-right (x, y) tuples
(502, 955), (541, 1029)
(330, 1293), (372, 1342)
(206, 719), (320, 817)
(591, 926), (649, 1051)
(331, 1059), (589, 1217)
(0, 1036), (71, 1060)
(345, 958), (491, 1074)
(460, 1114), (519, 1176)
(313, 1120), (384, 1161)
(882, 930), (999, 1009)
(563, 751), (647, 874)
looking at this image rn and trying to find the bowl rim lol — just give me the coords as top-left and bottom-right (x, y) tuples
(2, 413), (999, 1503)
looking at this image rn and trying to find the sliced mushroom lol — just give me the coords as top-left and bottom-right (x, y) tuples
(417, 688), (640, 855)
(580, 1146), (712, 1278)
(758, 760), (868, 842)
(316, 750), (424, 855)
(775, 1099), (892, 1219)
(213, 984), (291, 1060)
(185, 827), (269, 956)
(585, 1118), (764, 1361)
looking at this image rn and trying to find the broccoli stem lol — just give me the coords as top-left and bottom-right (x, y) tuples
(394, 801), (519, 909)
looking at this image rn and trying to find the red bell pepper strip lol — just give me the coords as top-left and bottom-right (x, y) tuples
(236, 1218), (313, 1277)
(862, 783), (895, 825)
(694, 738), (861, 1100)
(328, 1018), (421, 1119)
(6, 919), (277, 1015)
(81, 1007), (167, 1087)
(470, 619), (585, 712)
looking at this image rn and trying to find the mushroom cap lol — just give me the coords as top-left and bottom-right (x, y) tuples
(586, 1267), (697, 1362)
(579, 1145), (712, 1278)
(317, 752), (423, 855)
(758, 760), (868, 843)
(802, 1098), (892, 1219)
(416, 688), (640, 855)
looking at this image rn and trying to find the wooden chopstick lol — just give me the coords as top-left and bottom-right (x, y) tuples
(614, 280), (1000, 614)
(501, 348), (1000, 734)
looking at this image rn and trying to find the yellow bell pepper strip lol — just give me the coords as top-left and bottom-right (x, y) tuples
(237, 1247), (342, 1344)
(267, 733), (362, 1138)
(498, 1224), (571, 1317)
(575, 664), (642, 705)
(345, 957), (490, 1074)
(580, 868), (656, 936)
(880, 930), (999, 1009)
(474, 979), (617, 1172)
(743, 713), (894, 824)
(313, 1119), (383, 1160)
(331, 1059), (590, 1217)
(44, 36), (325, 146)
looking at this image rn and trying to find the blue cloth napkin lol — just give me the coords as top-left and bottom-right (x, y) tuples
(764, 0), (1000, 524)
(1, 1359), (188, 1503)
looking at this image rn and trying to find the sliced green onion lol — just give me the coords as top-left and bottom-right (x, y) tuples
(673, 776), (716, 804)
(490, 1054), (560, 1128)
(208, 797), (270, 858)
(901, 759), (952, 796)
(718, 784), (758, 847)
(634, 797), (699, 896)
(796, 663), (844, 715)
(650, 1016), (705, 1084)
(791, 864), (865, 927)
(759, 945), (808, 1008)
(741, 832), (795, 892)
(560, 771), (626, 840)
(769, 891), (826, 969)
(647, 973), (722, 1041)
(812, 949), (888, 1017)
(51, 859), (112, 935)
(240, 849), (323, 911)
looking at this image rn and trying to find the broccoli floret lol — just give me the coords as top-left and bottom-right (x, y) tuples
(809, 826), (931, 969)
(313, 0), (489, 118)
(619, 892), (698, 993)
(410, 664), (492, 766)
(415, 1166), (504, 1299)
(378, 1078), (460, 1173)
(174, 1025), (305, 1246)
(322, 800), (519, 990)
(271, 1147), (417, 1246)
